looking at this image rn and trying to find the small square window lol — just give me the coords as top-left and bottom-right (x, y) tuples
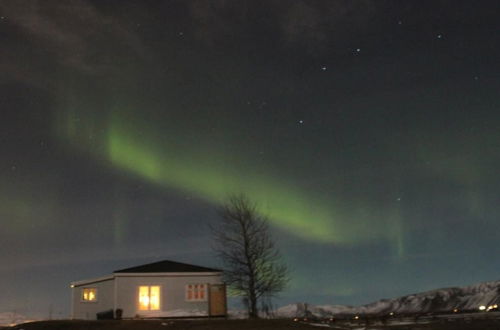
(186, 284), (207, 302)
(81, 288), (97, 302)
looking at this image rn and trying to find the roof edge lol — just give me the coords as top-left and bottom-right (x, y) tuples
(113, 272), (222, 277)
(113, 260), (222, 273)
(70, 275), (114, 287)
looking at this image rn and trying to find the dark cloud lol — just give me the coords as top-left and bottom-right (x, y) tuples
(187, 0), (251, 47)
(278, 0), (376, 51)
(185, 0), (378, 55)
(0, 0), (146, 80)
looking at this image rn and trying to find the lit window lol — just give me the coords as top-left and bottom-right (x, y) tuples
(138, 286), (160, 310)
(81, 288), (97, 302)
(186, 284), (207, 301)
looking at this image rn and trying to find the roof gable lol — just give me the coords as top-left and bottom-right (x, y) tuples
(113, 260), (221, 273)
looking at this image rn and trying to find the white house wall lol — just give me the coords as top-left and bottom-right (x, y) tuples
(115, 274), (223, 318)
(72, 279), (114, 320)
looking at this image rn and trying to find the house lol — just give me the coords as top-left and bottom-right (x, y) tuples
(70, 260), (226, 319)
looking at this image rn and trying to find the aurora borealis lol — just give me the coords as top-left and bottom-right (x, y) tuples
(1, 0), (500, 318)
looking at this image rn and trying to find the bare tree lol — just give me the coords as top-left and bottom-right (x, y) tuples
(211, 194), (289, 318)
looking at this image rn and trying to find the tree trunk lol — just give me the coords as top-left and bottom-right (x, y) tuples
(249, 292), (258, 318)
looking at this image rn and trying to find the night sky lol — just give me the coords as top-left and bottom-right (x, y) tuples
(1, 0), (499, 318)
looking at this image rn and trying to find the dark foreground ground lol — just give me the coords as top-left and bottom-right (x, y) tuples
(334, 318), (500, 329)
(3, 318), (500, 330)
(5, 319), (310, 330)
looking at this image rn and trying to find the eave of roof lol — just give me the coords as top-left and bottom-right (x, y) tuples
(70, 275), (114, 287)
(113, 260), (222, 273)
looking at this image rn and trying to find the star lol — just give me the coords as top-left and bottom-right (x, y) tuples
(321, 66), (327, 71)
(298, 120), (304, 124)
(437, 34), (443, 39)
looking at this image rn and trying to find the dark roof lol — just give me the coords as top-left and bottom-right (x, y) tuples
(114, 260), (221, 273)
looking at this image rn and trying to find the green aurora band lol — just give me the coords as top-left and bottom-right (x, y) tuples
(55, 107), (405, 255)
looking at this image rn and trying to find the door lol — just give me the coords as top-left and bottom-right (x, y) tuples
(209, 284), (226, 316)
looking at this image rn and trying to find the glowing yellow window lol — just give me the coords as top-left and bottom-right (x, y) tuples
(138, 286), (160, 311)
(81, 288), (97, 302)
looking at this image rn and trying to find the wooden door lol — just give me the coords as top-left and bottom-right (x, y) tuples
(209, 284), (227, 316)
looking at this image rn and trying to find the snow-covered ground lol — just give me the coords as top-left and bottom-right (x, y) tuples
(0, 312), (40, 326)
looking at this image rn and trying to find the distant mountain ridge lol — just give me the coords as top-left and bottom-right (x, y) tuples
(276, 280), (500, 317)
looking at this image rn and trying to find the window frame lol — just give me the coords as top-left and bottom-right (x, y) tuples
(137, 285), (162, 311)
(81, 287), (98, 303)
(185, 283), (208, 302)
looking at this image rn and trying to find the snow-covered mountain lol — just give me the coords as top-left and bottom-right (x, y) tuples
(276, 280), (500, 317)
(275, 303), (353, 318)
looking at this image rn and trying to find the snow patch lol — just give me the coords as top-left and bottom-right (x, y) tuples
(0, 312), (39, 326)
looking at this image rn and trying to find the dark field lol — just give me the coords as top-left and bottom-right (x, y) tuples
(6, 319), (313, 330)
(336, 318), (500, 329)
(5, 318), (500, 330)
